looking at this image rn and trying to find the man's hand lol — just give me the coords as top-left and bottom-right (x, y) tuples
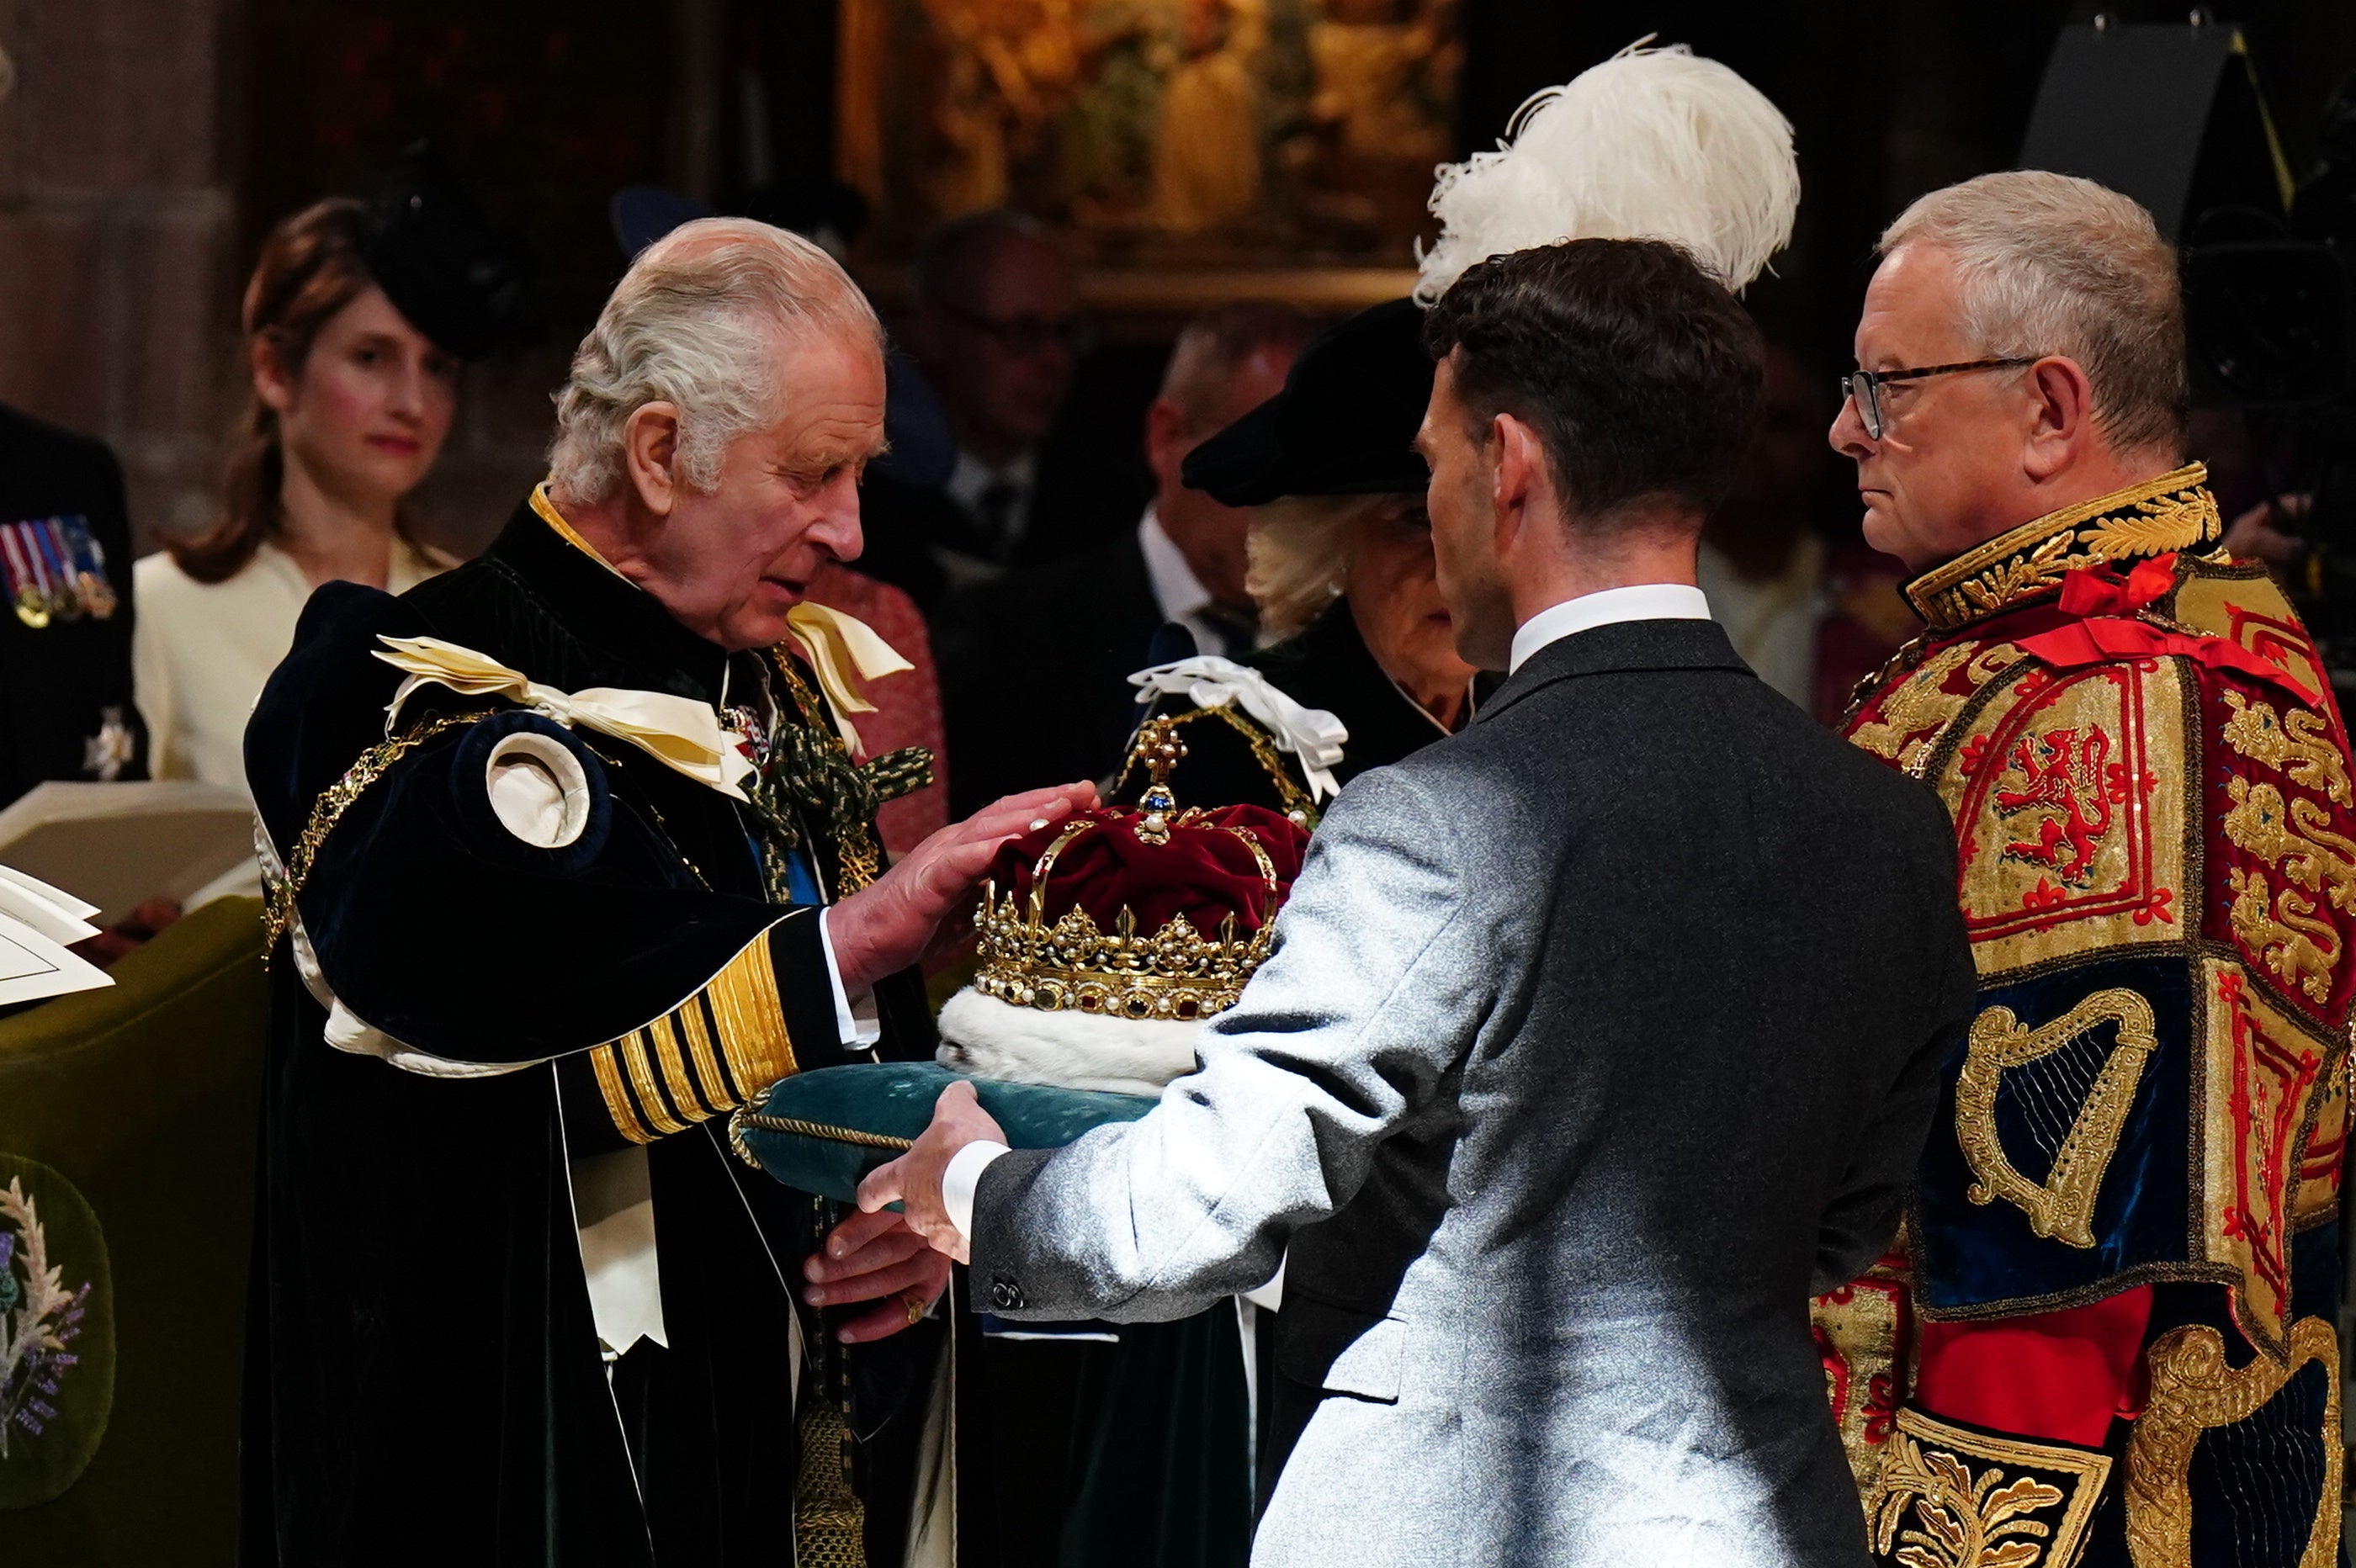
(827, 782), (1098, 993)
(803, 1207), (953, 1343)
(857, 1081), (1008, 1264)
(2223, 492), (2311, 569)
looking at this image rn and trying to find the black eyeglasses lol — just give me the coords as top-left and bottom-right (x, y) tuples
(1839, 358), (2039, 439)
(938, 303), (1096, 358)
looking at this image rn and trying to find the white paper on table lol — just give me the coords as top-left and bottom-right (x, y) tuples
(0, 872), (102, 946)
(0, 862), (99, 923)
(0, 907), (111, 1006)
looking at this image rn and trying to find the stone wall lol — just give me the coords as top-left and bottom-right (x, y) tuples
(0, 0), (241, 548)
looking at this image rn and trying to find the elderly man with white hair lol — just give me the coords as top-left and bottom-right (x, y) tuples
(239, 218), (1093, 1565)
(1815, 171), (2353, 1566)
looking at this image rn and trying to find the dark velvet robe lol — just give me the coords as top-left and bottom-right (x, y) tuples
(239, 499), (937, 1566)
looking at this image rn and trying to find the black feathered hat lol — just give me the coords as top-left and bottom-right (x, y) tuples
(359, 145), (531, 358)
(1181, 297), (1432, 506)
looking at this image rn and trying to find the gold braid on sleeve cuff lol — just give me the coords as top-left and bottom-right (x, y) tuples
(588, 930), (802, 1144)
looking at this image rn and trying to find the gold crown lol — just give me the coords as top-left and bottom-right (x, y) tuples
(971, 720), (1282, 1023)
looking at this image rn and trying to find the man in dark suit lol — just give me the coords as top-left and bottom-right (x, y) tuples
(930, 301), (1308, 816)
(0, 402), (145, 803)
(856, 211), (1151, 606)
(842, 239), (1978, 1564)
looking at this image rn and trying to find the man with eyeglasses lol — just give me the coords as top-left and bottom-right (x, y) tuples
(856, 209), (1151, 607)
(1816, 169), (2351, 1566)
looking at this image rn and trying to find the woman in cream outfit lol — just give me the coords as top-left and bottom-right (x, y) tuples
(135, 198), (464, 793)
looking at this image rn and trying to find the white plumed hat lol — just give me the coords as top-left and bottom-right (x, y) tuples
(1415, 40), (1800, 305)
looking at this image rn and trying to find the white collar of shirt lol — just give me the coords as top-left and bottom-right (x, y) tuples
(945, 448), (1037, 515)
(1137, 506), (1215, 628)
(1506, 583), (1712, 674)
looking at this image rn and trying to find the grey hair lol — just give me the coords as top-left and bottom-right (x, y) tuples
(549, 217), (884, 502)
(1159, 300), (1313, 433)
(1880, 171), (2185, 458)
(1245, 492), (1396, 638)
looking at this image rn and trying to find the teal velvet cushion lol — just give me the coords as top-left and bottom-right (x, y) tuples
(731, 1062), (1155, 1203)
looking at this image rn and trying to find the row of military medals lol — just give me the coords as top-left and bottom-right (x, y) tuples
(2, 516), (116, 626)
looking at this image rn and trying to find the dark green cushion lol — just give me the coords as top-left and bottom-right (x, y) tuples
(734, 1062), (1154, 1203)
(0, 896), (267, 1564)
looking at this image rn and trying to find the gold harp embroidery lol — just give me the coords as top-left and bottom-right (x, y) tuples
(1869, 1406), (2110, 1568)
(1955, 988), (2157, 1248)
(2124, 1316), (2343, 1568)
(2226, 864), (2341, 1004)
(2221, 692), (2353, 807)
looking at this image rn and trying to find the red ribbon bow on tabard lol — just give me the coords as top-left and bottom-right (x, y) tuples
(2015, 553), (2320, 707)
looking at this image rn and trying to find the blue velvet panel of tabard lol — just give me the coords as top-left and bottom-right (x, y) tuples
(1915, 954), (2195, 1315)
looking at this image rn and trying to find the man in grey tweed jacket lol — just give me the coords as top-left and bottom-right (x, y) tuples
(837, 240), (1977, 1566)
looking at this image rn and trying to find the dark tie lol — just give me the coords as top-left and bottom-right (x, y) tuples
(1194, 601), (1259, 658)
(973, 479), (1022, 559)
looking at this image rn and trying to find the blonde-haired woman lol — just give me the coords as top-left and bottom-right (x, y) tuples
(1112, 299), (1477, 824)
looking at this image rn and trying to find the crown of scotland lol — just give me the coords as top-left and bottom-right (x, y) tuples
(969, 720), (1307, 1023)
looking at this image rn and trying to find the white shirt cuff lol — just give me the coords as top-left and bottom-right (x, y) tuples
(1243, 1252), (1286, 1312)
(815, 908), (882, 1048)
(942, 1139), (1012, 1240)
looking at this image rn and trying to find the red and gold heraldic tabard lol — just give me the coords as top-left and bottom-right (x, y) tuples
(1815, 465), (2350, 1568)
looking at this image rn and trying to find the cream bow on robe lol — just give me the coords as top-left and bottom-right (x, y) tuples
(375, 635), (758, 801)
(783, 601), (914, 758)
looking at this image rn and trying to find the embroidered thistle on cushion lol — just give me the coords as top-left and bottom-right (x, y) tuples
(1867, 1406), (2110, 1568)
(2125, 1316), (2343, 1568)
(1902, 464), (2222, 634)
(1955, 988), (2157, 1248)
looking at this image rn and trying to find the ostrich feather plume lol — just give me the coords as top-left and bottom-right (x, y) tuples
(1415, 41), (1799, 304)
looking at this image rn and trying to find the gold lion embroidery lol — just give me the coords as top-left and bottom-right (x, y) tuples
(1955, 988), (2157, 1248)
(2222, 776), (2356, 915)
(2125, 1316), (2343, 1568)
(1855, 643), (2017, 772)
(1870, 1408), (2110, 1568)
(2227, 864), (2341, 1004)
(2221, 692), (2353, 807)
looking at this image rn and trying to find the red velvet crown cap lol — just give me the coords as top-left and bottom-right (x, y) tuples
(984, 804), (1310, 939)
